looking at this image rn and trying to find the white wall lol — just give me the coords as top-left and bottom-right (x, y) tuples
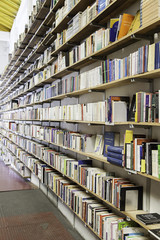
(0, 32), (10, 76)
(9, 0), (36, 54)
(0, 0), (36, 75)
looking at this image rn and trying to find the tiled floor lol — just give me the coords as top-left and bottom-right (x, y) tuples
(0, 161), (34, 191)
(0, 161), (84, 240)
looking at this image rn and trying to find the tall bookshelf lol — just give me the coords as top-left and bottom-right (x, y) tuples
(1, 0), (160, 239)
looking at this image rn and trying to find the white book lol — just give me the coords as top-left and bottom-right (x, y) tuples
(152, 149), (159, 178)
(112, 101), (127, 122)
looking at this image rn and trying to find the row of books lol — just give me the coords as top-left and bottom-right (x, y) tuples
(0, 140), (30, 177)
(1, 124), (121, 160)
(1, 0), (141, 99)
(5, 89), (160, 126)
(124, 129), (160, 179)
(0, 136), (149, 240)
(54, 6), (139, 53)
(1, 123), (123, 169)
(2, 39), (160, 110)
(2, 124), (160, 179)
(55, 0), (79, 27)
(135, 91), (160, 123)
(1, 95), (129, 123)
(1, 65), (103, 110)
(0, 134), (143, 213)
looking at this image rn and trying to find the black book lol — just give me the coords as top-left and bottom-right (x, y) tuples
(149, 229), (160, 240)
(136, 213), (160, 225)
(129, 94), (136, 121)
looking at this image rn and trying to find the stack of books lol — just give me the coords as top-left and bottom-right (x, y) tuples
(141, 0), (160, 26)
(106, 145), (124, 166)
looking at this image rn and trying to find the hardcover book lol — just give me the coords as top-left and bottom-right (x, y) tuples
(110, 18), (119, 42)
(149, 228), (160, 240)
(136, 213), (160, 225)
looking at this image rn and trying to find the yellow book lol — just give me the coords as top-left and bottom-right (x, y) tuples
(148, 43), (155, 72)
(118, 13), (134, 40)
(124, 130), (133, 153)
(128, 11), (140, 34)
(141, 159), (146, 173)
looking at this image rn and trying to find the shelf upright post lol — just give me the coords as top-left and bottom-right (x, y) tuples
(145, 35), (155, 213)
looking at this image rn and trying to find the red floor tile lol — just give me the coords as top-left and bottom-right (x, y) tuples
(0, 161), (34, 191)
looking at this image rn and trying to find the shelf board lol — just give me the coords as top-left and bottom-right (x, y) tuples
(124, 210), (160, 231)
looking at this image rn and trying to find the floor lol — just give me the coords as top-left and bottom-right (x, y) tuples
(0, 160), (84, 240)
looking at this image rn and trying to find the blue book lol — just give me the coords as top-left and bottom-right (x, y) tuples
(107, 152), (123, 160)
(78, 160), (92, 165)
(110, 18), (119, 42)
(109, 60), (112, 82)
(107, 156), (122, 166)
(125, 57), (127, 77)
(98, 0), (106, 14)
(155, 42), (159, 69)
(103, 132), (120, 157)
(145, 45), (149, 72)
(107, 145), (124, 154)
(157, 42), (160, 69)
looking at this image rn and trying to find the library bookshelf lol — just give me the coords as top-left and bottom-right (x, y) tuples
(1, 0), (160, 239)
(1, 130), (160, 234)
(1, 124), (160, 183)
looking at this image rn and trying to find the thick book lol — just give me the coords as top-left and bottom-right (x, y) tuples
(149, 229), (160, 240)
(106, 151), (123, 160)
(107, 156), (123, 166)
(107, 145), (124, 154)
(136, 213), (160, 225)
(103, 132), (120, 157)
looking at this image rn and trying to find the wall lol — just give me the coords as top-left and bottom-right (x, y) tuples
(9, 0), (36, 54)
(0, 0), (36, 75)
(0, 32), (10, 76)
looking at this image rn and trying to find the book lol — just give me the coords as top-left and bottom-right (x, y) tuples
(120, 186), (143, 211)
(128, 10), (140, 34)
(148, 43), (155, 72)
(107, 156), (123, 166)
(118, 13), (134, 40)
(94, 135), (104, 155)
(112, 101), (128, 122)
(110, 18), (119, 42)
(103, 132), (120, 157)
(107, 146), (124, 154)
(148, 229), (160, 240)
(136, 213), (160, 225)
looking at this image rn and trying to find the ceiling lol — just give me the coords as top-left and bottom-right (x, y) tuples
(0, 0), (21, 32)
